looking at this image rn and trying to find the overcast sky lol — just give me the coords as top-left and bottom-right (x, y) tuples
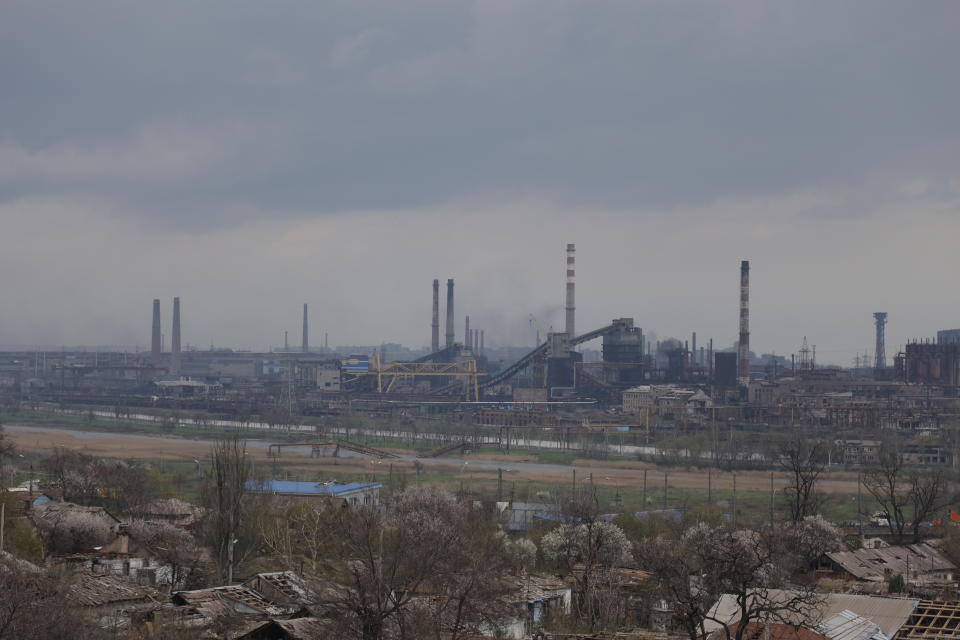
(2, 1), (959, 364)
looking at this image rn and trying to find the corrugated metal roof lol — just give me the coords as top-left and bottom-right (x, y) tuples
(818, 609), (889, 640)
(704, 591), (919, 638)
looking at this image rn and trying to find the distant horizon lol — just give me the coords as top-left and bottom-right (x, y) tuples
(3, 2), (958, 367)
(0, 337), (929, 369)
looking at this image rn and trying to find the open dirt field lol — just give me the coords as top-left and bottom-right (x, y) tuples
(5, 425), (862, 495)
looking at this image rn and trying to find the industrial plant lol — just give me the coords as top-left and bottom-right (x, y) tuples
(2, 246), (958, 467)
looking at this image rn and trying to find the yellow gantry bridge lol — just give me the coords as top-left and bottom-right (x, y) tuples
(359, 352), (481, 401)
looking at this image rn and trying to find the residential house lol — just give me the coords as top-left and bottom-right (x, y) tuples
(140, 497), (201, 529)
(824, 543), (956, 589)
(705, 590), (920, 639)
(65, 571), (161, 630)
(498, 502), (562, 532)
(237, 618), (332, 640)
(487, 573), (572, 639)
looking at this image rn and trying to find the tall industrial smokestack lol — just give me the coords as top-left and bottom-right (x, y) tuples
(480, 330), (485, 356)
(431, 280), (440, 353)
(565, 243), (576, 337)
(445, 279), (455, 348)
(151, 299), (161, 366)
(465, 316), (470, 350)
(171, 297), (182, 377)
(738, 261), (750, 385)
(302, 303), (309, 353)
(874, 312), (888, 370)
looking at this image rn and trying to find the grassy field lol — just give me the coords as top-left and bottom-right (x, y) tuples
(3, 408), (882, 525)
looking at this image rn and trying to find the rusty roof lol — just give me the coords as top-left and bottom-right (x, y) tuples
(707, 621), (830, 640)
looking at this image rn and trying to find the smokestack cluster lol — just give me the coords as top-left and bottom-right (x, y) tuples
(445, 279), (455, 348)
(171, 297), (182, 377)
(151, 299), (161, 366)
(738, 260), (750, 385)
(431, 278), (485, 355)
(565, 243), (576, 338)
(431, 280), (440, 353)
(302, 303), (309, 353)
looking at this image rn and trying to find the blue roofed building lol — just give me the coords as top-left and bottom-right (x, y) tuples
(247, 479), (381, 507)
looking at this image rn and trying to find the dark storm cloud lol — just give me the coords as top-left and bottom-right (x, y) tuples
(2, 1), (958, 229)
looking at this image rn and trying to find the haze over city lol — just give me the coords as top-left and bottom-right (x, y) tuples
(7, 4), (960, 640)
(2, 1), (959, 363)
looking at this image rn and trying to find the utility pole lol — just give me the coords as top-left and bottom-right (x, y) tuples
(770, 471), (775, 523)
(642, 470), (648, 509)
(857, 471), (863, 536)
(732, 474), (738, 528)
(227, 536), (236, 584)
(663, 472), (668, 510)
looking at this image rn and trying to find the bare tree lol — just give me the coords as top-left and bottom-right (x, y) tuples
(689, 524), (823, 640)
(0, 553), (108, 639)
(418, 502), (515, 640)
(259, 497), (338, 575)
(93, 459), (156, 516)
(0, 425), (15, 488)
(862, 443), (950, 543)
(779, 434), (828, 523)
(637, 535), (709, 640)
(41, 449), (157, 515)
(199, 437), (258, 583)
(322, 488), (492, 640)
(640, 523), (823, 640)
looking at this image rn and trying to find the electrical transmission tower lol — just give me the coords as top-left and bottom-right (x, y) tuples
(873, 312), (888, 370)
(279, 358), (298, 420)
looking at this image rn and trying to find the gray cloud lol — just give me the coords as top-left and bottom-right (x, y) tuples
(1, 1), (959, 362)
(2, 1), (958, 228)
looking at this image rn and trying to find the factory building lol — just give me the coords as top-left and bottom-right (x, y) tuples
(938, 329), (960, 345)
(901, 341), (960, 387)
(601, 318), (645, 385)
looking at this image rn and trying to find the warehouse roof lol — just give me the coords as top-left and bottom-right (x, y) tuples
(247, 479), (381, 495)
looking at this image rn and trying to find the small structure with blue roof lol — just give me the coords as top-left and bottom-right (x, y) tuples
(247, 479), (381, 507)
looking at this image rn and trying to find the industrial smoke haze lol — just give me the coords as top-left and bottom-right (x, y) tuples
(1, 2), (959, 363)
